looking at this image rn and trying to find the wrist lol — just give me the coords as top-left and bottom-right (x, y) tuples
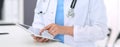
(67, 26), (73, 36)
(62, 26), (73, 36)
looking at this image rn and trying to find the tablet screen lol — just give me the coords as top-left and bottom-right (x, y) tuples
(17, 24), (59, 41)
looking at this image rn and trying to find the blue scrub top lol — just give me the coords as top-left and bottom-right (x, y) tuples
(55, 0), (64, 43)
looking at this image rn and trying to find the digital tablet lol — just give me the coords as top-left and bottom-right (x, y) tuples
(16, 24), (60, 41)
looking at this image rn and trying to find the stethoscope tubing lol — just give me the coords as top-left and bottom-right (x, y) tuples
(71, 0), (77, 9)
(38, 0), (77, 15)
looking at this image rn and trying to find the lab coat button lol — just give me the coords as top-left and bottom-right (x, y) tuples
(40, 11), (43, 13)
(38, 11), (43, 14)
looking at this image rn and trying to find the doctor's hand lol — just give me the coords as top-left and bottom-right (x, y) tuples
(32, 35), (49, 43)
(40, 23), (73, 37)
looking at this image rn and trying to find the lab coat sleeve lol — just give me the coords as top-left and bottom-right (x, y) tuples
(32, 0), (44, 29)
(74, 0), (109, 42)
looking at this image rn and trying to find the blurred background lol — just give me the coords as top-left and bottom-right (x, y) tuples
(0, 0), (120, 47)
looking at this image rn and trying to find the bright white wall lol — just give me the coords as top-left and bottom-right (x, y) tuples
(1, 0), (24, 24)
(118, 0), (120, 33)
(104, 0), (120, 47)
(18, 0), (24, 24)
(2, 0), (18, 23)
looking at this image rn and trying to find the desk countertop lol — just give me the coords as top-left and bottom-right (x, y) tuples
(0, 25), (71, 47)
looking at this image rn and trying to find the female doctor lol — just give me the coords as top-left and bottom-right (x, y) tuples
(32, 0), (109, 47)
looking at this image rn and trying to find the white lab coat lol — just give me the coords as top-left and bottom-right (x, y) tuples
(32, 0), (109, 47)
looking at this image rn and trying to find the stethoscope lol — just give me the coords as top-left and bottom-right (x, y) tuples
(38, 0), (77, 18)
(68, 0), (77, 18)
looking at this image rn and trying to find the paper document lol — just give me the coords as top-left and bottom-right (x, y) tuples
(17, 24), (59, 41)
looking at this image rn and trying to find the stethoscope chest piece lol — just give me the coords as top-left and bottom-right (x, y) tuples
(67, 8), (75, 18)
(67, 0), (77, 18)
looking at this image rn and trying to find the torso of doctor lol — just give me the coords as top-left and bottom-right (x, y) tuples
(32, 0), (109, 47)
